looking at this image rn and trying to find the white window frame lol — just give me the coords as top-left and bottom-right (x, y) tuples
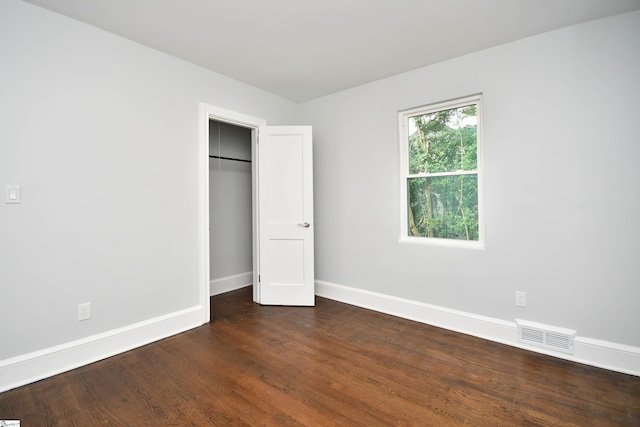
(399, 94), (485, 249)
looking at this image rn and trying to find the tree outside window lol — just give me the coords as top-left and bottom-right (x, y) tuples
(400, 95), (484, 246)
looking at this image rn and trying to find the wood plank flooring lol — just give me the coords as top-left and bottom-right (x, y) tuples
(1, 286), (639, 426)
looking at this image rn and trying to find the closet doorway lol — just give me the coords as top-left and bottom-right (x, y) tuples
(198, 103), (315, 321)
(208, 120), (254, 296)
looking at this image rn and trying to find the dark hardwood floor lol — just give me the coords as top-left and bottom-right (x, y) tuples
(1, 286), (639, 426)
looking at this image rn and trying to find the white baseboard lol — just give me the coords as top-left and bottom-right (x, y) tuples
(3, 281), (636, 394)
(315, 280), (640, 377)
(210, 271), (253, 296)
(0, 305), (203, 393)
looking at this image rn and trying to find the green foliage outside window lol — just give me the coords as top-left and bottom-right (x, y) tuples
(407, 104), (479, 240)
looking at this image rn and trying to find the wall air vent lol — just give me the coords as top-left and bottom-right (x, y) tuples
(516, 319), (576, 355)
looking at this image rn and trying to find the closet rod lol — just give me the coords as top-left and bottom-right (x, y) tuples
(209, 155), (251, 163)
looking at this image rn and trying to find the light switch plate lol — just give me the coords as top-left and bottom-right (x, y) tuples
(5, 185), (21, 204)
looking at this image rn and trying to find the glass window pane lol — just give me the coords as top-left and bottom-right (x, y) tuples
(408, 104), (477, 174)
(407, 175), (479, 240)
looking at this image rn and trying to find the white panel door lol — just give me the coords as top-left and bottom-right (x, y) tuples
(257, 126), (314, 305)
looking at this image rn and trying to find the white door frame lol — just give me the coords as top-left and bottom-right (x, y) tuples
(198, 103), (266, 323)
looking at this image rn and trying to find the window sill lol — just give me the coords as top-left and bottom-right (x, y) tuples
(399, 235), (485, 250)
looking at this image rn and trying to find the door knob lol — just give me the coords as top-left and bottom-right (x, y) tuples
(299, 222), (311, 228)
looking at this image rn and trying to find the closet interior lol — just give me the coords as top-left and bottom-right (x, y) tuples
(209, 120), (253, 295)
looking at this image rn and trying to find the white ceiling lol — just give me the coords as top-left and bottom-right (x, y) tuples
(23, 0), (640, 102)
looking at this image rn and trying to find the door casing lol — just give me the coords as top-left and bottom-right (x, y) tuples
(199, 103), (266, 323)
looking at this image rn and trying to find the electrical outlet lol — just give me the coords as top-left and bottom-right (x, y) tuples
(515, 291), (526, 308)
(78, 302), (91, 320)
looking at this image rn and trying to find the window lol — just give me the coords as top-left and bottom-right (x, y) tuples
(399, 95), (484, 247)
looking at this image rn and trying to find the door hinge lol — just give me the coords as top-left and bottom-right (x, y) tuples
(258, 275), (261, 283)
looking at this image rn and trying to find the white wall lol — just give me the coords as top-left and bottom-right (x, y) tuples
(209, 121), (253, 290)
(0, 0), (294, 387)
(298, 11), (640, 352)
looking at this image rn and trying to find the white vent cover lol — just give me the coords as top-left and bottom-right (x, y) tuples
(516, 319), (576, 355)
